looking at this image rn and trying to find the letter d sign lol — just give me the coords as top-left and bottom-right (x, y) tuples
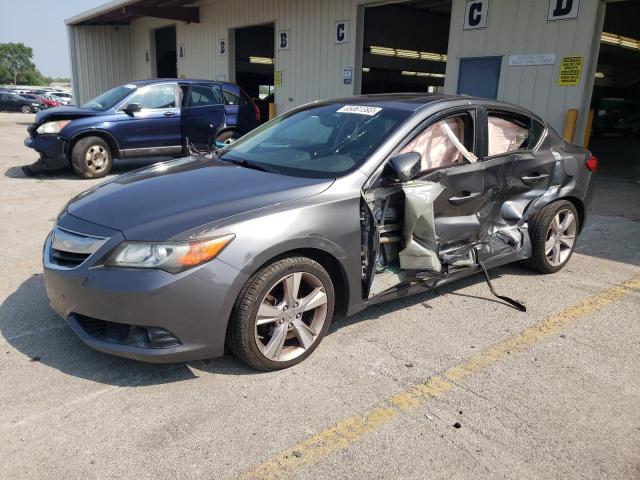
(548, 0), (580, 20)
(464, 0), (488, 30)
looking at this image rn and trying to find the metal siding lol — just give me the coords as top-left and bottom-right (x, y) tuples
(446, 0), (602, 137)
(69, 25), (133, 105)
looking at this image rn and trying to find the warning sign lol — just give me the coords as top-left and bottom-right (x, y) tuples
(274, 70), (282, 88)
(558, 56), (583, 86)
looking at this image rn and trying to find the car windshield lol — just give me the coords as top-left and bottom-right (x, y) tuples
(82, 84), (137, 110)
(219, 104), (412, 178)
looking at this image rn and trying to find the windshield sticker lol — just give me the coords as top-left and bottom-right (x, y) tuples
(337, 105), (382, 116)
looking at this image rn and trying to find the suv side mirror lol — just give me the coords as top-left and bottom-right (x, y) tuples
(123, 103), (141, 115)
(388, 151), (422, 182)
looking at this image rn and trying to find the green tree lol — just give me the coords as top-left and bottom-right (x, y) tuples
(0, 43), (41, 85)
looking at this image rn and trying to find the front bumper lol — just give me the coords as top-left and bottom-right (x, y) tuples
(43, 213), (249, 363)
(24, 133), (65, 160)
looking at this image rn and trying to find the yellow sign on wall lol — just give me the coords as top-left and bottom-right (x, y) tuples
(558, 56), (583, 86)
(274, 70), (282, 88)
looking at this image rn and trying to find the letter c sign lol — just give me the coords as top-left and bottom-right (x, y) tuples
(335, 20), (348, 44)
(464, 0), (488, 30)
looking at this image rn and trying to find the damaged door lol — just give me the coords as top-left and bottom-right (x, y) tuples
(363, 108), (487, 297)
(478, 109), (553, 261)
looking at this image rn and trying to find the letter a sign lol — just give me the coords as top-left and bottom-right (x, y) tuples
(464, 0), (488, 30)
(548, 0), (580, 21)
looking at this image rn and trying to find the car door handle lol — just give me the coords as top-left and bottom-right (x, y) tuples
(521, 173), (549, 184)
(164, 111), (177, 117)
(449, 191), (482, 205)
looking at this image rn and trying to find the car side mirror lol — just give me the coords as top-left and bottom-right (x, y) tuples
(123, 103), (141, 115)
(388, 151), (422, 182)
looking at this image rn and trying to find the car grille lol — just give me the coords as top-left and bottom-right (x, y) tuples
(47, 227), (108, 269)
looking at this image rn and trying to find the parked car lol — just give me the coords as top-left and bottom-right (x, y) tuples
(49, 91), (73, 104)
(20, 93), (62, 109)
(41, 94), (65, 107)
(25, 79), (261, 178)
(43, 94), (595, 370)
(592, 99), (640, 139)
(0, 92), (41, 113)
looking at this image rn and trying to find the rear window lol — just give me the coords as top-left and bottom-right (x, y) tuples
(487, 111), (545, 157)
(223, 90), (246, 106)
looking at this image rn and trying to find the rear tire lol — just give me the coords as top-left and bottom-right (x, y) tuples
(21, 105), (32, 113)
(227, 256), (335, 371)
(71, 136), (113, 179)
(525, 200), (580, 274)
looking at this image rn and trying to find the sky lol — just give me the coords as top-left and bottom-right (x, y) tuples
(0, 0), (106, 78)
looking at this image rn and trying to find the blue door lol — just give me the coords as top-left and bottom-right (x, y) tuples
(112, 82), (182, 156)
(181, 84), (226, 149)
(457, 57), (502, 99)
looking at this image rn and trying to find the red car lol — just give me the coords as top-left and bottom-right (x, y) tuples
(20, 94), (62, 109)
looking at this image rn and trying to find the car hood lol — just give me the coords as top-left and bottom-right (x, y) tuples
(67, 156), (334, 241)
(35, 105), (101, 124)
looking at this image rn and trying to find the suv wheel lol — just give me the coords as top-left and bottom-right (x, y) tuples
(525, 200), (579, 274)
(71, 136), (113, 179)
(216, 130), (242, 146)
(21, 105), (32, 113)
(228, 256), (335, 371)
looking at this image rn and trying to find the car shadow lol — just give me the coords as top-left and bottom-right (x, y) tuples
(0, 266), (523, 386)
(4, 157), (168, 180)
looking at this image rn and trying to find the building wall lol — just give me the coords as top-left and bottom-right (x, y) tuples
(68, 25), (133, 104)
(125, 0), (364, 114)
(444, 0), (605, 140)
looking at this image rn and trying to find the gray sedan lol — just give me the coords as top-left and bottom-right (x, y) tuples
(43, 94), (595, 370)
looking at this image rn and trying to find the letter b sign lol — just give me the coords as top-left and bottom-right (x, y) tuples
(463, 0), (488, 30)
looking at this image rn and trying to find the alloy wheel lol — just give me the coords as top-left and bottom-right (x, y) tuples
(545, 209), (577, 266)
(254, 272), (328, 362)
(85, 145), (108, 173)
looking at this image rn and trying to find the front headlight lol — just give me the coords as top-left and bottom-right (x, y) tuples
(36, 120), (71, 135)
(104, 234), (235, 273)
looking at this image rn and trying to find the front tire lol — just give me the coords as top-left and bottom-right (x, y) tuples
(228, 256), (335, 371)
(525, 200), (579, 274)
(71, 136), (113, 179)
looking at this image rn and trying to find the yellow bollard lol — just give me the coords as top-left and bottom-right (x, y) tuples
(583, 109), (595, 148)
(268, 102), (276, 120)
(563, 109), (578, 143)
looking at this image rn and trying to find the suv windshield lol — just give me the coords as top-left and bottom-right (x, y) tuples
(219, 104), (411, 178)
(82, 84), (137, 111)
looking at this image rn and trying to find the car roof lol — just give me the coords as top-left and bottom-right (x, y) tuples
(127, 78), (237, 89)
(310, 93), (544, 122)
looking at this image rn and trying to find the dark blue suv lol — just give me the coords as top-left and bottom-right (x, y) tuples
(25, 79), (260, 178)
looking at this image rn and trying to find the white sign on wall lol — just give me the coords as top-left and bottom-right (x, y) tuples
(335, 20), (349, 44)
(278, 30), (290, 50)
(463, 0), (488, 30)
(218, 39), (227, 56)
(508, 53), (556, 66)
(547, 0), (580, 21)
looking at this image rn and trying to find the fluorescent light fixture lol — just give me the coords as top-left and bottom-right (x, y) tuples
(362, 67), (370, 73)
(594, 72), (605, 78)
(601, 32), (640, 51)
(401, 70), (445, 78)
(369, 45), (447, 62)
(249, 56), (274, 64)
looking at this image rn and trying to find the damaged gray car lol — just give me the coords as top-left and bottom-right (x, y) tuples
(43, 94), (596, 370)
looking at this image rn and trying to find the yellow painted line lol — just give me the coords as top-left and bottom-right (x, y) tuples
(239, 274), (640, 480)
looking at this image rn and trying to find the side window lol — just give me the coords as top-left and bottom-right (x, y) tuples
(222, 89), (246, 106)
(187, 85), (220, 108)
(400, 112), (475, 173)
(487, 111), (544, 157)
(126, 83), (176, 110)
